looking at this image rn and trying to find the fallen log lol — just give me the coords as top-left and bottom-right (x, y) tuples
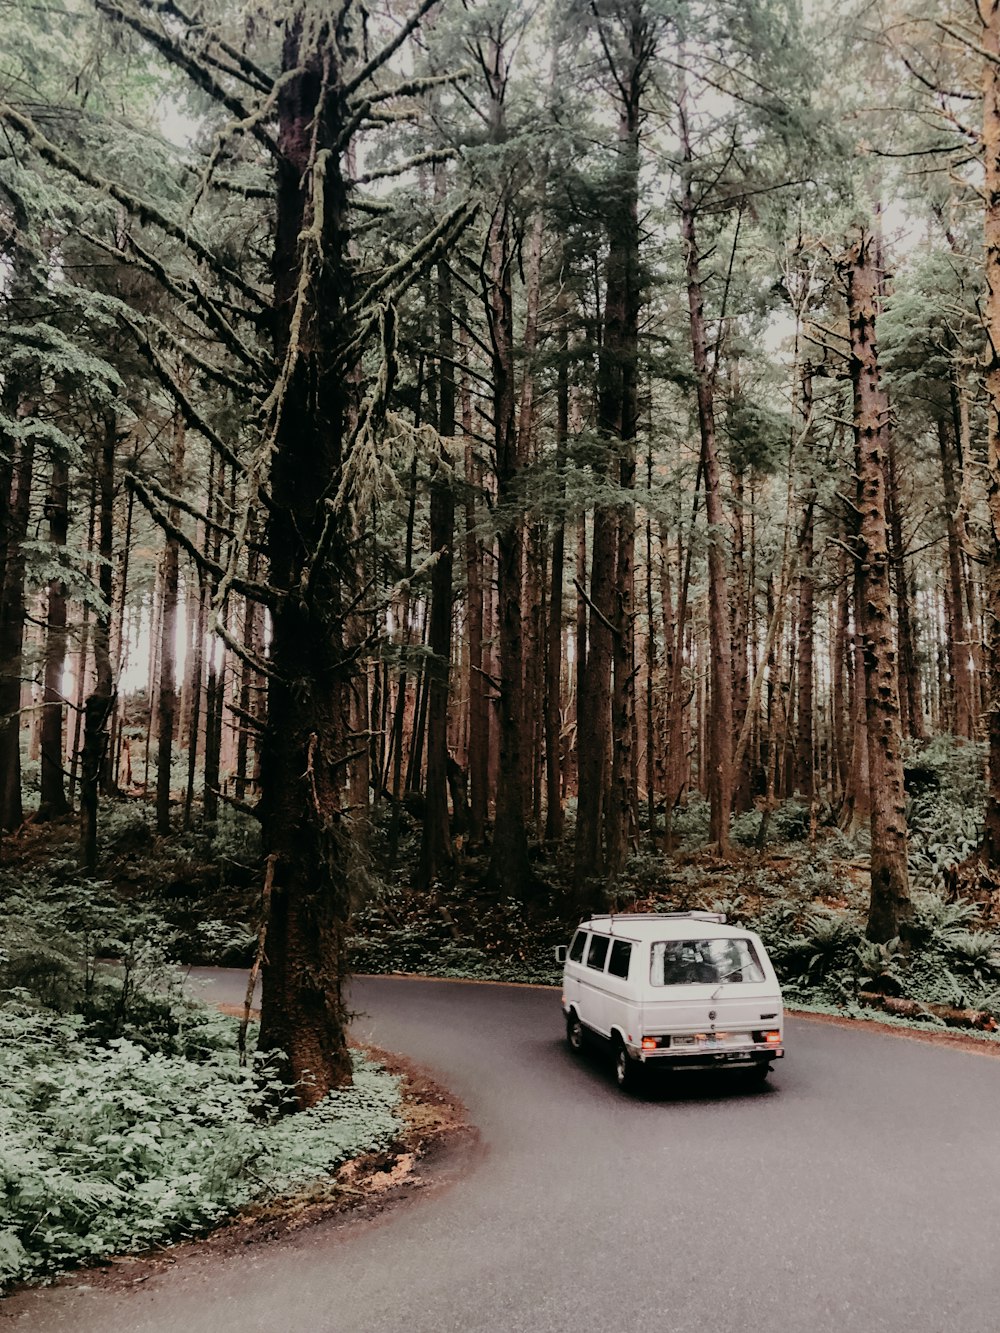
(858, 991), (998, 1032)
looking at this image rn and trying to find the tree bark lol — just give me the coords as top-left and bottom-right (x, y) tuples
(462, 336), (489, 846)
(38, 453), (71, 821)
(0, 415), (35, 832)
(679, 97), (734, 853)
(418, 235), (456, 889)
(80, 414), (116, 871)
(257, 16), (363, 1103)
(155, 413), (185, 834)
(543, 327), (568, 844)
(842, 230), (911, 943)
(982, 4), (1000, 862)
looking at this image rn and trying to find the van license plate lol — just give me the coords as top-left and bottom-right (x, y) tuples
(674, 1033), (751, 1049)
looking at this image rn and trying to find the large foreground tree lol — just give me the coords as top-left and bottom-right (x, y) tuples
(2, 0), (469, 1107)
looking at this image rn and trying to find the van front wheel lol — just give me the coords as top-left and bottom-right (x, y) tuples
(614, 1038), (641, 1092)
(566, 1012), (585, 1053)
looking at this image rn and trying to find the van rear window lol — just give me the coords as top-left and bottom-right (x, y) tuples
(650, 938), (764, 986)
(586, 935), (610, 971)
(569, 930), (587, 963)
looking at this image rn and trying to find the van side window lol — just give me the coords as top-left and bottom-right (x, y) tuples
(607, 939), (632, 979)
(586, 934), (610, 971)
(568, 930), (587, 963)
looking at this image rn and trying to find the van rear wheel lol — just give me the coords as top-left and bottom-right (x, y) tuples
(747, 1060), (772, 1087)
(566, 1012), (585, 1053)
(614, 1037), (641, 1092)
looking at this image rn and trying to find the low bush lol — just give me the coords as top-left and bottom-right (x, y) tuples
(0, 1006), (400, 1289)
(0, 857), (402, 1291)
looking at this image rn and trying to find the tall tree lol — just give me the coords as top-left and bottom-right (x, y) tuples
(842, 229), (912, 943)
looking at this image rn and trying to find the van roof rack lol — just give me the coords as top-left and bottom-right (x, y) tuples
(589, 910), (727, 925)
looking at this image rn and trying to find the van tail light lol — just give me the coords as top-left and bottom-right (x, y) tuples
(764, 1031), (781, 1045)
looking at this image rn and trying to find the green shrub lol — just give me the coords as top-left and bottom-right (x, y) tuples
(668, 795), (711, 848)
(0, 852), (403, 1291)
(0, 1006), (400, 1289)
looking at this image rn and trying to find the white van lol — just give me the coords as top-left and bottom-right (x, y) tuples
(557, 912), (784, 1090)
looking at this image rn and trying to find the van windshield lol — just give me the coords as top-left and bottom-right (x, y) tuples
(650, 938), (765, 987)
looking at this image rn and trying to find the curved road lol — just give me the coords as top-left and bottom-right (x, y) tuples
(6, 972), (1000, 1333)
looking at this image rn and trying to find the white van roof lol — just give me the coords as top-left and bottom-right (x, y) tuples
(577, 912), (753, 941)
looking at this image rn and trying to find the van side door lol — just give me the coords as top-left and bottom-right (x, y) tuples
(564, 928), (589, 1017)
(581, 933), (611, 1036)
(602, 937), (637, 1042)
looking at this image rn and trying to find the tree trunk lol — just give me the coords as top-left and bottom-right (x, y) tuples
(939, 413), (973, 739)
(886, 419), (924, 741)
(418, 240), (456, 889)
(679, 98), (734, 853)
(38, 453), (71, 821)
(258, 17), (361, 1104)
(80, 414), (117, 871)
(462, 338), (488, 846)
(983, 5), (1000, 861)
(731, 464), (752, 812)
(202, 457), (226, 821)
(0, 422), (34, 832)
(155, 413), (185, 834)
(842, 230), (911, 943)
(485, 198), (532, 896)
(544, 328), (568, 844)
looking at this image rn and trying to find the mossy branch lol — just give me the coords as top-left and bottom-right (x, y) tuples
(131, 470), (264, 553)
(354, 147), (456, 185)
(96, 0), (279, 155)
(361, 70), (470, 107)
(0, 102), (264, 308)
(83, 225), (268, 360)
(140, 0), (274, 92)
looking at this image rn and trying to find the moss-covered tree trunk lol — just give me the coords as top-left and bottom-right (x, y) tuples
(842, 230), (911, 944)
(257, 16), (357, 1103)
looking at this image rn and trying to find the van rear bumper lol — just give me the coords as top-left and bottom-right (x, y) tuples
(637, 1045), (784, 1065)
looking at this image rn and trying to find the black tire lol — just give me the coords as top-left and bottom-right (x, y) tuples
(747, 1060), (772, 1087)
(566, 1011), (585, 1053)
(613, 1037), (642, 1092)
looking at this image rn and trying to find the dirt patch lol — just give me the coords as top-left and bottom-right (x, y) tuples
(5, 1045), (476, 1300)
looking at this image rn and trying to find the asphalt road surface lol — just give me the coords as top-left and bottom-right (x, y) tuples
(6, 971), (1000, 1333)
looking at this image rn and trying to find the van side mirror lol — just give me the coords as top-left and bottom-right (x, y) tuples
(554, 945), (568, 964)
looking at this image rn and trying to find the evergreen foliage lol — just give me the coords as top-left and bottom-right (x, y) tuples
(0, 857), (400, 1289)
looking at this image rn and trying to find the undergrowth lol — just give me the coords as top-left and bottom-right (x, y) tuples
(0, 856), (401, 1292)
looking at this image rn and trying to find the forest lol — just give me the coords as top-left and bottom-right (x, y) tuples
(5, 0), (1000, 1288)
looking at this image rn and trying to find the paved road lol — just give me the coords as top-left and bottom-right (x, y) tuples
(6, 972), (1000, 1333)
